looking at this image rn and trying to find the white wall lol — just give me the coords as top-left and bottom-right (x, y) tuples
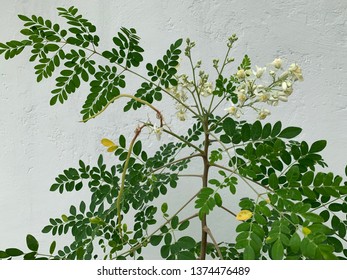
(1, 0), (347, 259)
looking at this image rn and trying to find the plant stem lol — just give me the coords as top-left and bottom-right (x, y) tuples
(116, 125), (144, 236)
(81, 94), (162, 123)
(162, 128), (204, 154)
(179, 213), (199, 225)
(188, 56), (204, 115)
(178, 174), (203, 178)
(150, 154), (202, 174)
(220, 205), (237, 217)
(199, 116), (210, 260)
(203, 226), (223, 260)
(117, 191), (200, 258)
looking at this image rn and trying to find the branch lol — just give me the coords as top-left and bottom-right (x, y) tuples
(117, 190), (200, 258)
(220, 205), (237, 217)
(116, 124), (145, 236)
(203, 226), (223, 260)
(150, 154), (202, 174)
(81, 93), (162, 124)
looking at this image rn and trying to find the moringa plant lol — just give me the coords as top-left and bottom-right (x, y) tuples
(1, 6), (347, 260)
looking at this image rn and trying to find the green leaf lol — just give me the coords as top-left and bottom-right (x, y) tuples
(309, 140), (327, 153)
(5, 248), (24, 257)
(49, 241), (57, 255)
(271, 240), (284, 260)
(50, 94), (59, 106)
(70, 205), (77, 216)
(278, 126), (302, 139)
(178, 220), (190, 231)
(302, 213), (324, 223)
(18, 14), (31, 21)
(239, 54), (251, 70)
(119, 135), (126, 148)
(133, 141), (142, 156)
(268, 172), (279, 189)
(222, 118), (236, 136)
(241, 123), (251, 142)
(243, 245), (255, 260)
(46, 44), (59, 52)
(161, 202), (168, 213)
(42, 225), (53, 233)
(289, 233), (301, 253)
(177, 236), (196, 249)
(271, 121), (282, 137)
(24, 252), (37, 260)
(262, 123), (272, 138)
(329, 203), (342, 212)
(308, 224), (334, 235)
(171, 216), (179, 229)
(251, 121), (262, 140)
(214, 193), (222, 207)
(0, 251), (9, 259)
(150, 235), (163, 246)
(301, 171), (314, 187)
(286, 165), (300, 182)
(160, 245), (170, 258)
(26, 234), (39, 252)
(177, 251), (195, 260)
(79, 201), (86, 213)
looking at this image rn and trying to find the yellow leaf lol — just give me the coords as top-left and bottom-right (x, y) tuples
(101, 138), (116, 147)
(236, 210), (253, 221)
(302, 227), (311, 236)
(107, 145), (118, 152)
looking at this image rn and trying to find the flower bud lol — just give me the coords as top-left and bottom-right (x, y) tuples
(236, 69), (246, 79)
(258, 108), (271, 120)
(271, 58), (282, 69)
(254, 66), (266, 78)
(289, 63), (304, 81)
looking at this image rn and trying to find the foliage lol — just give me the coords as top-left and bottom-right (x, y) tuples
(1, 6), (347, 260)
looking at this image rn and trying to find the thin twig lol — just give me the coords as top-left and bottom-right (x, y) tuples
(220, 205), (237, 217)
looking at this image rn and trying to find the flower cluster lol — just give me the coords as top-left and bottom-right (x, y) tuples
(225, 58), (304, 120)
(170, 76), (191, 121)
(198, 71), (213, 97)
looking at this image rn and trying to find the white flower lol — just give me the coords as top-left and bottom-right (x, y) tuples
(281, 81), (293, 96)
(268, 99), (278, 106)
(278, 94), (288, 102)
(269, 70), (276, 77)
(289, 63), (303, 81)
(176, 110), (187, 121)
(256, 92), (270, 102)
(237, 90), (247, 104)
(269, 91), (288, 104)
(258, 108), (271, 120)
(253, 65), (266, 78)
(224, 104), (240, 118)
(271, 58), (282, 69)
(236, 69), (246, 79)
(200, 82), (213, 97)
(281, 81), (288, 91)
(152, 124), (163, 140)
(254, 86), (270, 102)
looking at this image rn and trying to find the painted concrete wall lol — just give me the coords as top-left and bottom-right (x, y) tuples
(0, 0), (346, 258)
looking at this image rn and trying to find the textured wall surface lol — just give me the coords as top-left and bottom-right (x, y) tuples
(0, 0), (347, 258)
